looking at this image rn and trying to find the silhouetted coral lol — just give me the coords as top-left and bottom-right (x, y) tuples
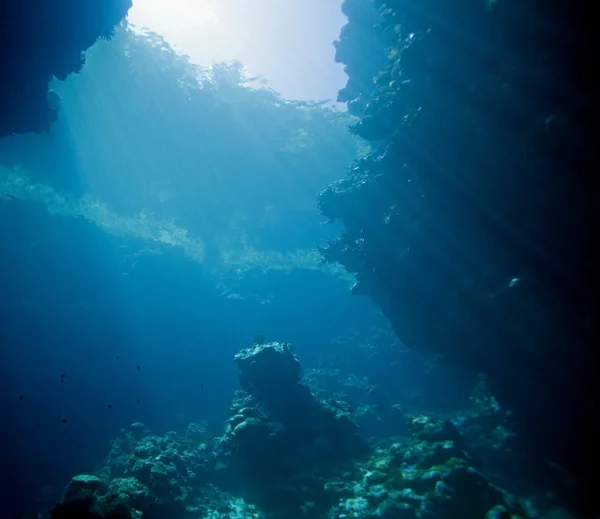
(0, 0), (132, 137)
(213, 342), (367, 516)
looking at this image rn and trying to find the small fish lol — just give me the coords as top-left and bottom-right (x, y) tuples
(107, 404), (113, 409)
(18, 394), (24, 400)
(60, 374), (66, 383)
(508, 277), (520, 288)
(136, 365), (141, 371)
(200, 384), (204, 389)
(116, 356), (120, 360)
(61, 417), (68, 424)
(136, 396), (141, 404)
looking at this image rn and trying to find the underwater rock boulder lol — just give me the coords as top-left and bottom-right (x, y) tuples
(68, 475), (104, 494)
(49, 490), (103, 519)
(230, 343), (364, 459)
(128, 423), (150, 441)
(49, 474), (106, 519)
(90, 425), (210, 517)
(213, 341), (367, 516)
(97, 477), (150, 518)
(235, 341), (301, 394)
(47, 422), (216, 519)
(328, 414), (528, 519)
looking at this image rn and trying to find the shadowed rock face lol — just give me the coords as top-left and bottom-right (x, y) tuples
(0, 0), (132, 137)
(213, 342), (367, 515)
(320, 0), (599, 516)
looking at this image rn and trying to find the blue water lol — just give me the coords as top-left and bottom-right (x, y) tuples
(0, 24), (475, 517)
(0, 201), (469, 514)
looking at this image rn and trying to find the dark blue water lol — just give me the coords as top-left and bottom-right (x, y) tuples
(0, 200), (470, 515)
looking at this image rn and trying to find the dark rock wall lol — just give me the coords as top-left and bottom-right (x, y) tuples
(0, 0), (132, 137)
(320, 0), (599, 516)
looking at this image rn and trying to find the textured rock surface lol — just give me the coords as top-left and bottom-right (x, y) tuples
(69, 475), (104, 493)
(0, 0), (132, 136)
(318, 1), (599, 515)
(327, 415), (527, 519)
(213, 342), (367, 516)
(41, 344), (567, 519)
(303, 367), (407, 439)
(48, 415), (529, 519)
(48, 421), (259, 519)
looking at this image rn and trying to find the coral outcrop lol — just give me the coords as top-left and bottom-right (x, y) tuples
(43, 344), (547, 519)
(100, 424), (212, 513)
(303, 367), (407, 439)
(48, 423), (260, 519)
(46, 414), (529, 519)
(213, 341), (367, 516)
(328, 415), (528, 519)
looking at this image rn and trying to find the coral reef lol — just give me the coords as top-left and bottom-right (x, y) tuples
(318, 0), (600, 515)
(327, 415), (528, 519)
(46, 415), (529, 519)
(0, 0), (132, 137)
(303, 367), (407, 439)
(48, 422), (260, 519)
(212, 342), (367, 516)
(42, 343), (538, 519)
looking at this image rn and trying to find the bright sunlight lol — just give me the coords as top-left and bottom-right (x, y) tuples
(127, 0), (348, 101)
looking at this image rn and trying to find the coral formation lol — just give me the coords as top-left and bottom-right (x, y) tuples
(303, 366), (407, 439)
(213, 342), (366, 516)
(328, 415), (527, 519)
(48, 422), (260, 519)
(43, 342), (535, 519)
(45, 415), (528, 519)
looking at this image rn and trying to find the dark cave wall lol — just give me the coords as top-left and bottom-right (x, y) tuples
(321, 0), (599, 516)
(0, 0), (132, 137)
